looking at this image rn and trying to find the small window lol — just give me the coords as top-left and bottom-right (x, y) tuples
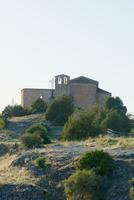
(58, 77), (62, 84)
(64, 77), (68, 84)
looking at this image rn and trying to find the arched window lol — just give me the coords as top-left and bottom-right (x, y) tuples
(64, 77), (68, 84)
(58, 77), (62, 84)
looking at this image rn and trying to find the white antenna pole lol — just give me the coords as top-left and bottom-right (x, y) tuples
(49, 78), (55, 99)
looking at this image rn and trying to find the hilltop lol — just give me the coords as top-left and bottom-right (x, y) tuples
(0, 114), (134, 199)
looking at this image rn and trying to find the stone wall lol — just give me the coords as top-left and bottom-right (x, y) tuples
(97, 89), (111, 105)
(21, 89), (52, 109)
(69, 83), (97, 108)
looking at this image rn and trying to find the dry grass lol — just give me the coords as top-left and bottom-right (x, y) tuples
(60, 135), (134, 149)
(10, 114), (46, 122)
(0, 154), (38, 185)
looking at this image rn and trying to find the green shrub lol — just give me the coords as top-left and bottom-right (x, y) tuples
(105, 97), (127, 115)
(130, 187), (134, 200)
(2, 105), (30, 118)
(77, 150), (114, 176)
(35, 157), (51, 169)
(0, 118), (6, 129)
(46, 95), (74, 125)
(21, 133), (43, 148)
(61, 108), (103, 141)
(35, 157), (46, 168)
(26, 123), (51, 144)
(129, 178), (134, 200)
(130, 128), (134, 136)
(100, 109), (123, 132)
(130, 178), (134, 186)
(64, 170), (103, 200)
(30, 98), (47, 114)
(105, 97), (131, 132)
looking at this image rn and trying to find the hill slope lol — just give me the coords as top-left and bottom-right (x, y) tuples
(0, 114), (133, 200)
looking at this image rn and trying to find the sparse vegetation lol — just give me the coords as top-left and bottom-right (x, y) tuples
(77, 150), (114, 176)
(64, 170), (103, 200)
(0, 98), (133, 200)
(46, 95), (74, 125)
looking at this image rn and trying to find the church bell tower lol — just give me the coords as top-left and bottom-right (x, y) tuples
(55, 74), (70, 97)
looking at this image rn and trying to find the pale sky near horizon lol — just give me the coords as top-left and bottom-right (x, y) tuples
(0, 0), (134, 113)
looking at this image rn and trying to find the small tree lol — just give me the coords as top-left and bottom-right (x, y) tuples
(46, 95), (74, 125)
(105, 97), (127, 115)
(105, 97), (131, 132)
(2, 105), (13, 118)
(30, 98), (47, 114)
(64, 170), (103, 200)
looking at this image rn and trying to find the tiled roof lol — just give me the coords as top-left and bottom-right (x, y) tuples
(70, 76), (98, 85)
(98, 88), (111, 95)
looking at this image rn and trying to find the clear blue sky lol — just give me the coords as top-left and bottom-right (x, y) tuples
(0, 0), (134, 113)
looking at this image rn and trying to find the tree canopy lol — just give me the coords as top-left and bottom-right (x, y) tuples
(30, 98), (47, 114)
(46, 95), (74, 125)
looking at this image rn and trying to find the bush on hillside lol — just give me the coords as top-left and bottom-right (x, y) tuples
(35, 157), (51, 169)
(0, 118), (6, 129)
(130, 187), (134, 200)
(64, 170), (103, 200)
(61, 96), (132, 140)
(100, 109), (123, 132)
(21, 133), (43, 148)
(26, 123), (51, 144)
(30, 98), (47, 114)
(61, 107), (104, 141)
(76, 150), (114, 176)
(130, 128), (134, 136)
(46, 95), (74, 125)
(129, 178), (134, 200)
(105, 97), (127, 115)
(2, 105), (30, 118)
(35, 157), (46, 168)
(105, 97), (131, 132)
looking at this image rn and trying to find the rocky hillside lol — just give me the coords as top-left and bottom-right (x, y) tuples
(0, 114), (134, 200)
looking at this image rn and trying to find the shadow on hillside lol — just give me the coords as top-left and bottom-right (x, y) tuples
(106, 158), (134, 200)
(0, 184), (46, 200)
(6, 114), (46, 134)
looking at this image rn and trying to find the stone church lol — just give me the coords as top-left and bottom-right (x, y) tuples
(21, 74), (111, 109)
